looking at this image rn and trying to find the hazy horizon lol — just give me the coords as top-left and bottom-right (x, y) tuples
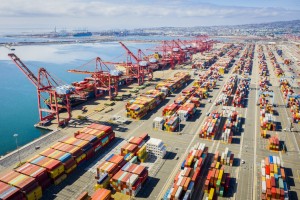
(0, 0), (299, 34)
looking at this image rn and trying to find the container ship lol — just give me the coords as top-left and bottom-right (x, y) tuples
(73, 30), (92, 37)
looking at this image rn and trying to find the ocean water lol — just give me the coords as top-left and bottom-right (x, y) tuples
(0, 41), (157, 156)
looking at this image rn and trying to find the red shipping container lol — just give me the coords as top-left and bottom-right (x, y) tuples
(139, 133), (149, 141)
(266, 179), (271, 189)
(0, 182), (25, 200)
(281, 168), (286, 180)
(267, 189), (271, 197)
(265, 157), (269, 165)
(280, 189), (284, 197)
(265, 165), (270, 175)
(271, 187), (276, 198)
(270, 164), (274, 173)
(204, 180), (209, 191)
(0, 171), (38, 194)
(271, 177), (276, 188)
(192, 168), (200, 182)
(276, 188), (280, 199)
(174, 171), (180, 183)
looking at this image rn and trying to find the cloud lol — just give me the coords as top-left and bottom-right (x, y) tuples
(0, 0), (298, 19)
(0, 0), (298, 29)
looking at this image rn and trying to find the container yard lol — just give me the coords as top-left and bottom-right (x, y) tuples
(1, 38), (300, 200)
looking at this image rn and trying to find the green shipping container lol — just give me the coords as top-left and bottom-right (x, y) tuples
(279, 178), (284, 189)
(220, 186), (224, 197)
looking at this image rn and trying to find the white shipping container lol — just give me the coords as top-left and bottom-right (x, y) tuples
(262, 181), (266, 193)
(262, 167), (266, 177)
(175, 186), (183, 200)
(168, 188), (174, 200)
(276, 156), (281, 167)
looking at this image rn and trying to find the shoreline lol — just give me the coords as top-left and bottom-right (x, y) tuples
(0, 128), (60, 169)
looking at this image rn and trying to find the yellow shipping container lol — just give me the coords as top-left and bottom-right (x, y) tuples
(54, 174), (67, 185)
(274, 164), (278, 174)
(26, 186), (42, 200)
(208, 188), (215, 200)
(66, 164), (77, 174)
(49, 164), (65, 179)
(216, 162), (220, 169)
(137, 145), (146, 156)
(94, 177), (110, 190)
(76, 154), (86, 164)
(218, 170), (223, 180)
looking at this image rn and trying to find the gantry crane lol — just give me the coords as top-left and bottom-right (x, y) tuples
(117, 42), (153, 85)
(147, 40), (176, 69)
(171, 40), (187, 64)
(8, 53), (72, 126)
(68, 57), (120, 100)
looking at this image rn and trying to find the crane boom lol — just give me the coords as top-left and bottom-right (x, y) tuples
(8, 53), (40, 88)
(67, 69), (95, 74)
(119, 42), (139, 62)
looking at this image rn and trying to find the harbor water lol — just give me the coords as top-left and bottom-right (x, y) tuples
(0, 41), (157, 156)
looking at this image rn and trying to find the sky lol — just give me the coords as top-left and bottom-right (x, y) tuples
(0, 0), (299, 33)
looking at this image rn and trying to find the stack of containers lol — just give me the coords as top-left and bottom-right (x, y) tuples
(0, 123), (116, 200)
(220, 148), (234, 166)
(51, 142), (86, 165)
(204, 160), (230, 198)
(164, 116), (180, 132)
(73, 132), (98, 158)
(0, 181), (25, 200)
(261, 156), (289, 200)
(221, 109), (241, 143)
(174, 95), (190, 105)
(222, 76), (237, 96)
(90, 188), (111, 200)
(121, 143), (138, 158)
(95, 154), (126, 190)
(121, 134), (149, 161)
(153, 117), (165, 130)
(0, 171), (42, 200)
(188, 96), (201, 107)
(59, 136), (91, 159)
(261, 130), (267, 138)
(14, 163), (51, 190)
(163, 103), (179, 117)
(127, 73), (190, 120)
(121, 163), (148, 185)
(268, 135), (280, 151)
(233, 78), (249, 108)
(215, 93), (228, 106)
(146, 138), (167, 159)
(182, 88), (195, 96)
(28, 155), (66, 185)
(84, 124), (116, 151)
(260, 113), (276, 131)
(110, 163), (148, 197)
(136, 145), (147, 162)
(167, 143), (208, 200)
(39, 148), (77, 174)
(199, 111), (221, 140)
(176, 102), (196, 120)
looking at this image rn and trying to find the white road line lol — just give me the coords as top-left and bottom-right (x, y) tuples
(214, 141), (220, 154)
(233, 105), (248, 200)
(253, 54), (259, 200)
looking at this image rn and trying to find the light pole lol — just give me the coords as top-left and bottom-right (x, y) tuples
(13, 134), (21, 165)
